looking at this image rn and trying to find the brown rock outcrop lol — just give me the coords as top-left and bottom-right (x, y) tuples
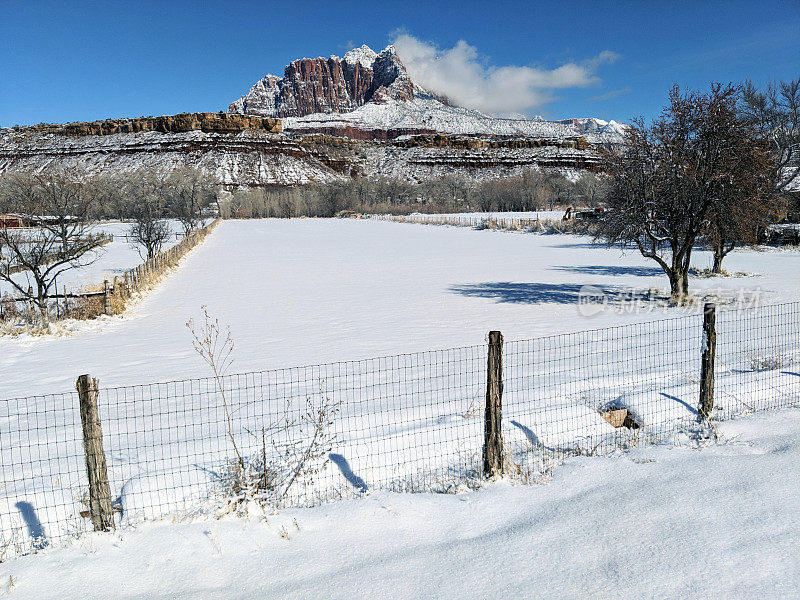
(228, 45), (415, 118)
(15, 113), (281, 137)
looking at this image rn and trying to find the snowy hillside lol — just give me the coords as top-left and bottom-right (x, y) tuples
(0, 128), (602, 187)
(284, 94), (625, 143)
(0, 130), (343, 187)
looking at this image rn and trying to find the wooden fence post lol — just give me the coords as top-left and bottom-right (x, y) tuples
(699, 303), (716, 419)
(75, 374), (115, 531)
(103, 280), (111, 315)
(484, 331), (504, 477)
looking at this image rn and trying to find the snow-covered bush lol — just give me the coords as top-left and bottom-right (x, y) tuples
(218, 392), (341, 511)
(188, 307), (341, 512)
(745, 350), (790, 372)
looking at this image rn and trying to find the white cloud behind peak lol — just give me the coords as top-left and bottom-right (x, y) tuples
(392, 34), (620, 116)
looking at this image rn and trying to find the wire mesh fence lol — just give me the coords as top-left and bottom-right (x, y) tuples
(1, 301), (798, 558)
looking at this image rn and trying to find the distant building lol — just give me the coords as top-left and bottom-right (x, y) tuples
(0, 214), (25, 228)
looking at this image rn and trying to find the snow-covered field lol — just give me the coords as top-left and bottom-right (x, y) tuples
(2, 408), (798, 600)
(0, 218), (798, 572)
(1, 218), (798, 396)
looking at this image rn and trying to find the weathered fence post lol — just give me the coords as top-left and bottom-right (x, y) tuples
(699, 303), (716, 419)
(75, 374), (115, 531)
(484, 331), (504, 477)
(103, 279), (111, 315)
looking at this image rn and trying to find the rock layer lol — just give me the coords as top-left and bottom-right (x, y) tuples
(228, 45), (415, 118)
(0, 129), (601, 188)
(12, 113), (281, 137)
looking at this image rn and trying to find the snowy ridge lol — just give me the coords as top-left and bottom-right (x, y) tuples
(0, 126), (605, 187)
(285, 95), (624, 143)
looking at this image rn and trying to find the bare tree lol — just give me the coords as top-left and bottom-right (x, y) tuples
(129, 206), (171, 260)
(122, 171), (172, 259)
(740, 79), (799, 193)
(519, 170), (553, 211)
(597, 84), (769, 303)
(439, 174), (473, 206)
(0, 171), (106, 326)
(702, 101), (780, 272)
(314, 181), (350, 217)
(575, 173), (610, 207)
(165, 168), (216, 235)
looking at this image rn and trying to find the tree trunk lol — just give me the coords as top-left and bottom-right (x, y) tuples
(668, 269), (689, 305)
(681, 266), (690, 298)
(35, 297), (49, 328)
(712, 251), (724, 274)
(34, 279), (50, 328)
(668, 272), (682, 305)
(712, 239), (734, 274)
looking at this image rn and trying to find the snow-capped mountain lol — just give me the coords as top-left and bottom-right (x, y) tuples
(0, 44), (622, 188)
(228, 44), (625, 143)
(228, 45), (416, 119)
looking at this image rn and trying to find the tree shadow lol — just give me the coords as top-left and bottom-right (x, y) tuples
(660, 392), (698, 416)
(329, 453), (368, 493)
(552, 265), (664, 277)
(547, 241), (607, 249)
(450, 282), (660, 305)
(15, 501), (48, 549)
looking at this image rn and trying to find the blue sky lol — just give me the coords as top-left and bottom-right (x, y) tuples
(2, 0), (798, 126)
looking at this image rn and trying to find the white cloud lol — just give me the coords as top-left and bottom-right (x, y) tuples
(392, 34), (620, 116)
(589, 87), (631, 102)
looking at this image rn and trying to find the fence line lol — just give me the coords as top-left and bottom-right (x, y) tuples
(371, 213), (587, 233)
(116, 218), (220, 302)
(0, 219), (220, 324)
(373, 213), (799, 245)
(373, 213), (551, 230)
(0, 301), (797, 557)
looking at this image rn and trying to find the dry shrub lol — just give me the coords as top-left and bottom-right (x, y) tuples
(62, 295), (104, 320)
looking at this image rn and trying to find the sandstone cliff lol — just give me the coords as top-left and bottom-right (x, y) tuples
(228, 45), (415, 118)
(13, 112), (281, 137)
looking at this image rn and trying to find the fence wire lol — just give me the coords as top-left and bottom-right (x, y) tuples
(1, 302), (798, 557)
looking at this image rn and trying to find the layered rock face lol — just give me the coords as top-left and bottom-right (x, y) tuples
(228, 45), (415, 118)
(0, 130), (340, 187)
(13, 112), (281, 137)
(0, 128), (601, 189)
